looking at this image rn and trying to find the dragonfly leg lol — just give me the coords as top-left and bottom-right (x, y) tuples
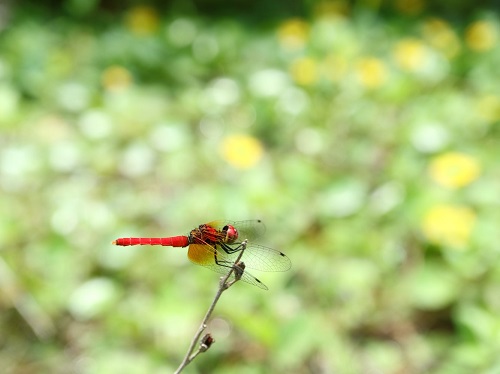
(213, 247), (235, 269)
(213, 257), (234, 269)
(218, 242), (246, 254)
(214, 251), (243, 272)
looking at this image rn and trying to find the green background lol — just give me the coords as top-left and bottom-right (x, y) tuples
(1, 1), (500, 373)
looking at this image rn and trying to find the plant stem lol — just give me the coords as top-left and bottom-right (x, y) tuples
(174, 240), (248, 373)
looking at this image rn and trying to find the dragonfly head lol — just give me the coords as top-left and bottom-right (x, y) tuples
(222, 224), (239, 243)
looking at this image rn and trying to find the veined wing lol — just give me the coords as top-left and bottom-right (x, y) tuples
(187, 243), (268, 290)
(207, 220), (266, 242)
(217, 242), (291, 272)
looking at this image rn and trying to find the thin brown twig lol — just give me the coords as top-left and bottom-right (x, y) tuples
(174, 240), (248, 373)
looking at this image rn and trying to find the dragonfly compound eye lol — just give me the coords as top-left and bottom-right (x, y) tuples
(223, 225), (239, 243)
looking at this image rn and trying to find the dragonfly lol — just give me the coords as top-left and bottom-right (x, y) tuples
(112, 220), (291, 290)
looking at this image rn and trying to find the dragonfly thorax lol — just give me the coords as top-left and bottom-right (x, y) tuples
(188, 223), (239, 246)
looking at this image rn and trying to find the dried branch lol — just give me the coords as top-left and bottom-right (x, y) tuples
(174, 240), (248, 373)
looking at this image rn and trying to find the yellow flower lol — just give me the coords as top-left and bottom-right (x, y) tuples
(277, 18), (309, 50)
(290, 57), (318, 86)
(101, 66), (132, 91)
(355, 57), (388, 89)
(125, 6), (160, 35)
(312, 0), (349, 18)
(393, 38), (430, 72)
(422, 204), (476, 248)
(395, 0), (425, 15)
(475, 94), (500, 123)
(465, 20), (497, 52)
(421, 18), (461, 58)
(428, 152), (481, 189)
(221, 135), (264, 169)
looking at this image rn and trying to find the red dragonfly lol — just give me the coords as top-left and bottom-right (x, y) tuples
(112, 220), (291, 290)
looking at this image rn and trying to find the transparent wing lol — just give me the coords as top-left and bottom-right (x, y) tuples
(208, 220), (266, 242)
(218, 243), (291, 272)
(201, 260), (269, 290)
(187, 244), (269, 290)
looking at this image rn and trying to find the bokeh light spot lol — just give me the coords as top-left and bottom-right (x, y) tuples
(119, 142), (156, 178)
(0, 145), (40, 191)
(0, 84), (20, 121)
(220, 134), (264, 169)
(428, 152), (481, 189)
(475, 94), (500, 123)
(277, 87), (309, 116)
(56, 82), (90, 112)
(68, 278), (119, 320)
(168, 18), (197, 47)
(205, 78), (240, 106)
(125, 6), (159, 35)
(192, 34), (219, 62)
(422, 18), (461, 58)
(355, 57), (388, 89)
(49, 141), (81, 172)
(395, 0), (425, 15)
(290, 57), (319, 86)
(422, 204), (476, 248)
(78, 110), (113, 139)
(322, 53), (348, 82)
(51, 205), (79, 235)
(277, 18), (309, 50)
(320, 180), (367, 217)
(465, 20), (498, 52)
(295, 128), (323, 155)
(101, 66), (132, 92)
(393, 38), (429, 72)
(149, 123), (189, 152)
(410, 123), (449, 153)
(249, 69), (289, 97)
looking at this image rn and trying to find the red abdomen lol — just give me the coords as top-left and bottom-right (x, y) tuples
(113, 236), (189, 247)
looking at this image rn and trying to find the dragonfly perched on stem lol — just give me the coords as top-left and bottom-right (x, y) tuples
(112, 220), (291, 290)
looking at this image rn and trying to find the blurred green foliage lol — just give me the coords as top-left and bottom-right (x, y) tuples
(2, 1), (500, 373)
